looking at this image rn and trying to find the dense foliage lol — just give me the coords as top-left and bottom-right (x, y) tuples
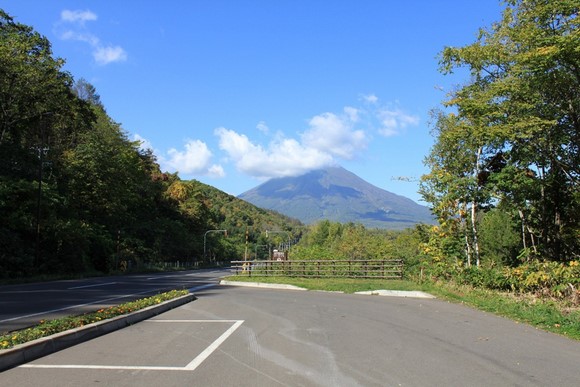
(420, 0), (580, 268)
(0, 10), (300, 279)
(291, 220), (425, 265)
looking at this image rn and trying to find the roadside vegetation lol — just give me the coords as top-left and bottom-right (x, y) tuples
(0, 290), (188, 350)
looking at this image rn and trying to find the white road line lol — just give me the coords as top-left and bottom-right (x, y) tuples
(146, 319), (241, 323)
(184, 320), (244, 371)
(20, 364), (186, 371)
(68, 282), (117, 290)
(3, 281), (217, 324)
(188, 283), (216, 292)
(19, 320), (245, 372)
(0, 289), (156, 324)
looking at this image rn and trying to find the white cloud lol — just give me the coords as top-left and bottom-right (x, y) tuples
(377, 108), (420, 137)
(343, 106), (359, 122)
(256, 121), (269, 133)
(133, 135), (224, 178)
(215, 127), (257, 160)
(208, 164), (226, 178)
(57, 9), (127, 65)
(144, 95), (419, 182)
(212, 96), (419, 180)
(60, 30), (100, 46)
(362, 94), (378, 104)
(215, 127), (333, 178)
(133, 134), (153, 151)
(302, 111), (367, 159)
(61, 10), (97, 24)
(94, 45), (127, 65)
(161, 139), (224, 177)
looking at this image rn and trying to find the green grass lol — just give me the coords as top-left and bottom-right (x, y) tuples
(226, 275), (580, 340)
(0, 289), (189, 350)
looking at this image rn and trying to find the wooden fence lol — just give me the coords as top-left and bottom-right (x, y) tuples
(230, 259), (404, 279)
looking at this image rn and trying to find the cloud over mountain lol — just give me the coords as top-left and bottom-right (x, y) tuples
(135, 95), (420, 183)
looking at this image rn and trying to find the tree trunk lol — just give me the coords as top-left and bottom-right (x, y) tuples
(471, 147), (482, 267)
(518, 209), (527, 251)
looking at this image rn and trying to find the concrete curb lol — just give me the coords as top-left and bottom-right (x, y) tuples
(0, 293), (196, 372)
(220, 280), (307, 291)
(220, 280), (436, 299)
(354, 290), (436, 299)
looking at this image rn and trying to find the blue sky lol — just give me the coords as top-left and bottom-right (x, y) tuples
(4, 1), (504, 203)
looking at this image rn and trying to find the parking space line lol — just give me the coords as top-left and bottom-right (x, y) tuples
(19, 320), (244, 372)
(19, 364), (186, 371)
(147, 319), (240, 323)
(184, 320), (243, 371)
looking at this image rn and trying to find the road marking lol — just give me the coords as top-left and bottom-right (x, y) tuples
(188, 283), (216, 292)
(0, 289), (157, 324)
(147, 319), (241, 323)
(19, 364), (187, 371)
(2, 281), (217, 325)
(184, 320), (244, 370)
(146, 276), (176, 280)
(20, 320), (244, 372)
(68, 282), (117, 290)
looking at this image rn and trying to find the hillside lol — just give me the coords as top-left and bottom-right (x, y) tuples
(238, 167), (434, 229)
(190, 179), (303, 232)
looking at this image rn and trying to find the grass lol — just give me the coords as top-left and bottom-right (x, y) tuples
(0, 289), (189, 350)
(226, 275), (580, 341)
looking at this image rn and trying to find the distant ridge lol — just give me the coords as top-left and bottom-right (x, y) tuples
(238, 166), (434, 229)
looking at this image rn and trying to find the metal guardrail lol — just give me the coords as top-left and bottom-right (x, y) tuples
(230, 259), (404, 279)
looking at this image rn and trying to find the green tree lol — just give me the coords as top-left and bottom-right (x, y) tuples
(427, 0), (580, 262)
(0, 10), (94, 276)
(479, 207), (520, 265)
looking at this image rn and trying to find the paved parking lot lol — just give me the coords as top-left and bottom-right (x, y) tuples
(3, 284), (580, 386)
(20, 319), (243, 372)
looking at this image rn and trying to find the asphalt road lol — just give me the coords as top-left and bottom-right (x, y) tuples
(0, 269), (227, 333)
(2, 284), (580, 386)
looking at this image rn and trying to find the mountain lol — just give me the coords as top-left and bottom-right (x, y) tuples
(238, 166), (434, 229)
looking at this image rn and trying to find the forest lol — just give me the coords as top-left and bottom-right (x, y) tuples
(0, 9), (300, 279)
(1, 0), (579, 299)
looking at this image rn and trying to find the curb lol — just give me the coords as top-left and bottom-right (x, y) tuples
(220, 280), (436, 299)
(220, 280), (307, 291)
(354, 290), (436, 299)
(0, 293), (196, 372)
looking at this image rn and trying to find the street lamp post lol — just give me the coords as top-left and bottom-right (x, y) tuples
(35, 112), (52, 267)
(203, 229), (227, 261)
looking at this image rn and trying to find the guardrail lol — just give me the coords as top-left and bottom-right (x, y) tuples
(230, 260), (404, 279)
